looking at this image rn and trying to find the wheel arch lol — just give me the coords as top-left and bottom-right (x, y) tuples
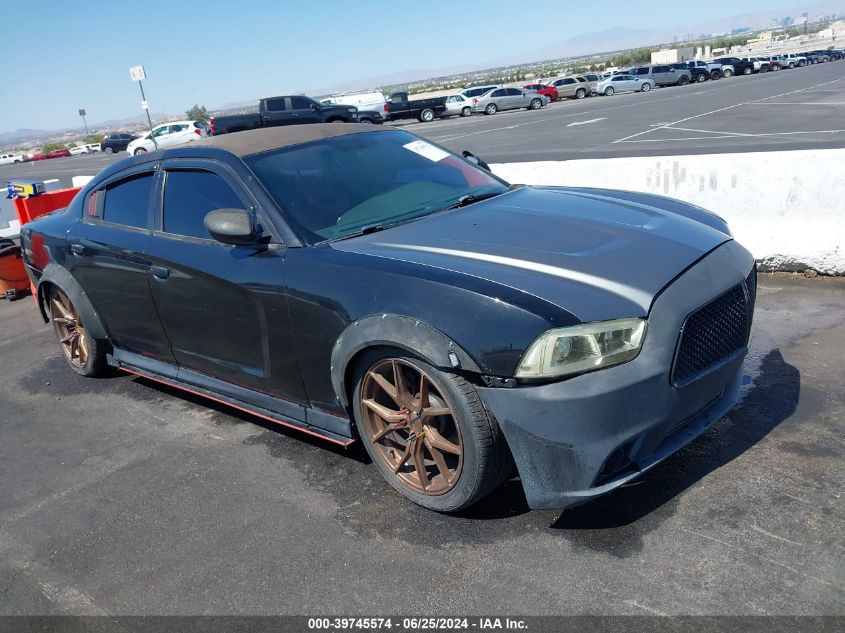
(36, 262), (109, 341)
(331, 314), (483, 408)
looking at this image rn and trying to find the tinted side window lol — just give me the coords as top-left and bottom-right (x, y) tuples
(491, 89), (506, 97)
(101, 173), (154, 229)
(506, 88), (522, 96)
(163, 170), (244, 239)
(265, 98), (285, 111)
(290, 97), (313, 110)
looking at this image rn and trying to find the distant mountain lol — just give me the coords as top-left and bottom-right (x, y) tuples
(0, 128), (49, 144)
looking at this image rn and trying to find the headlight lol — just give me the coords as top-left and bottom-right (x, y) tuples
(516, 318), (647, 379)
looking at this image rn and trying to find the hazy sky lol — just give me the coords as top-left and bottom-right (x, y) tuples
(0, 0), (815, 131)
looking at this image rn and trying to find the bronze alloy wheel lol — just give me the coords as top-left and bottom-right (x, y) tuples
(359, 358), (463, 496)
(50, 289), (89, 369)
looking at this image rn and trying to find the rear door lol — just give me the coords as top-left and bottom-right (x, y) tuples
(65, 164), (175, 368)
(142, 158), (307, 408)
(261, 97), (294, 126)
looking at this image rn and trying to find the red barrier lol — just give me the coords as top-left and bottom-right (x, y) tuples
(13, 187), (81, 227)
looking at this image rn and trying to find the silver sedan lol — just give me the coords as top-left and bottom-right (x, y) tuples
(474, 87), (545, 115)
(596, 74), (655, 96)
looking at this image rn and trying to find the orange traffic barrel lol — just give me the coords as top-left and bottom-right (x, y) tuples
(0, 239), (28, 301)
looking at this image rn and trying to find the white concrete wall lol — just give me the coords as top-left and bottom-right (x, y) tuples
(493, 149), (845, 275)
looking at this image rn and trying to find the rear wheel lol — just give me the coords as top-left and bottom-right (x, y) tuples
(696, 73), (706, 83)
(743, 66), (752, 75)
(48, 287), (106, 377)
(711, 70), (721, 80)
(604, 86), (615, 96)
(788, 62), (795, 69)
(484, 103), (497, 115)
(529, 98), (542, 109)
(104, 147), (113, 154)
(723, 68), (734, 78)
(575, 88), (586, 99)
(419, 108), (435, 123)
(353, 351), (511, 512)
(640, 82), (651, 92)
(461, 106), (472, 117)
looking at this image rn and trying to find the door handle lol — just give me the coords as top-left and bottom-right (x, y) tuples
(149, 265), (170, 280)
(70, 244), (84, 257)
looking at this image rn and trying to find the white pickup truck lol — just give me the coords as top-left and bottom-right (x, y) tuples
(0, 152), (25, 165)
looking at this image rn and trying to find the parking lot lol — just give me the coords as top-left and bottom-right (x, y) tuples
(0, 56), (844, 620)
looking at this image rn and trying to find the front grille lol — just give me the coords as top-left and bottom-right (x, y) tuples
(671, 268), (756, 386)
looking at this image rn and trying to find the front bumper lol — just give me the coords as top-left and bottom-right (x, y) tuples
(478, 240), (755, 510)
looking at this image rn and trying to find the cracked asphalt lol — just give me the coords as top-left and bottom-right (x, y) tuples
(0, 273), (843, 615)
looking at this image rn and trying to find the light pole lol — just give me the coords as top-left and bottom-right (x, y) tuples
(78, 108), (89, 138)
(129, 65), (158, 149)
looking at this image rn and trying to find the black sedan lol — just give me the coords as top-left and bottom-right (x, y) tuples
(20, 125), (756, 512)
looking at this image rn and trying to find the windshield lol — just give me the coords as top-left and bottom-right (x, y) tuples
(244, 130), (508, 243)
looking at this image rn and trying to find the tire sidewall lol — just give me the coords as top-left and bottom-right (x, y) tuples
(605, 87), (614, 96)
(351, 349), (488, 512)
(641, 83), (650, 92)
(530, 98), (541, 109)
(49, 286), (103, 377)
(485, 103), (497, 114)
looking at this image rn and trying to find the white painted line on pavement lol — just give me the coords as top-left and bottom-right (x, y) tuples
(566, 117), (607, 127)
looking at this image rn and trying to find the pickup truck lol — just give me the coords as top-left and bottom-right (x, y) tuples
(686, 59), (727, 79)
(672, 62), (709, 83)
(210, 95), (358, 135)
(386, 92), (447, 123)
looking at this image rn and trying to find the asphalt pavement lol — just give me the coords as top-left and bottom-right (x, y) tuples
(0, 273), (843, 615)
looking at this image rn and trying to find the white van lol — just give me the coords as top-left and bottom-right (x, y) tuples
(320, 91), (388, 115)
(0, 153), (25, 165)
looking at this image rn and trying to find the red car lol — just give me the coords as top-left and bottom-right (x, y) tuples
(523, 83), (559, 102)
(28, 149), (70, 161)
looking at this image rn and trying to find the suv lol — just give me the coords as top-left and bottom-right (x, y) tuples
(629, 65), (691, 86)
(713, 57), (755, 76)
(779, 53), (807, 69)
(550, 76), (589, 99)
(672, 62), (708, 82)
(100, 132), (137, 154)
(686, 59), (725, 79)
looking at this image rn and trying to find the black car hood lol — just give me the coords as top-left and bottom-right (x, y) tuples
(331, 186), (732, 322)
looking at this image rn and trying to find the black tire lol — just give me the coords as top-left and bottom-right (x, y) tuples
(604, 86), (614, 96)
(743, 66), (752, 75)
(798, 61), (806, 67)
(104, 147), (113, 154)
(358, 118), (374, 125)
(760, 65), (768, 73)
(711, 70), (721, 80)
(641, 82), (651, 92)
(575, 88), (586, 99)
(484, 103), (497, 115)
(133, 148), (147, 156)
(788, 62), (795, 69)
(678, 75), (689, 85)
(13, 159), (21, 163)
(696, 73), (706, 83)
(352, 349), (512, 512)
(529, 98), (542, 110)
(461, 106), (472, 117)
(723, 68), (734, 78)
(48, 286), (107, 377)
(419, 108), (435, 123)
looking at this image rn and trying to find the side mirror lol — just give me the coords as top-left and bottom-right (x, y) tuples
(462, 151), (490, 172)
(204, 208), (256, 245)
(310, 103), (320, 111)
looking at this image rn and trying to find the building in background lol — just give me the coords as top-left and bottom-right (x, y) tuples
(651, 47), (694, 64)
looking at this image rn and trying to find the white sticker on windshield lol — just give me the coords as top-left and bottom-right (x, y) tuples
(403, 140), (450, 162)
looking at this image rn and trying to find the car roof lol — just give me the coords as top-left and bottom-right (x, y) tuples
(190, 123), (397, 157)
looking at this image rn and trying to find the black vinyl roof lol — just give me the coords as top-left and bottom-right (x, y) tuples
(195, 124), (396, 157)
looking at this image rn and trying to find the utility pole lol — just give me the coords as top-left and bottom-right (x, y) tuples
(78, 108), (89, 138)
(129, 65), (158, 149)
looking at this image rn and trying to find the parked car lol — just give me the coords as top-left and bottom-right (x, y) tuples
(686, 59), (725, 79)
(779, 53), (807, 69)
(628, 65), (691, 86)
(69, 146), (90, 156)
(672, 62), (709, 83)
(473, 87), (545, 114)
(596, 74), (655, 95)
(550, 76), (589, 99)
(460, 85), (501, 100)
(100, 132), (137, 154)
(355, 111), (386, 125)
(443, 94), (475, 118)
(756, 55), (781, 70)
(47, 149), (71, 159)
(572, 74), (599, 95)
(803, 52), (826, 64)
(27, 153), (49, 161)
(20, 124), (756, 513)
(386, 92), (448, 123)
(741, 57), (772, 73)
(0, 152), (25, 165)
(126, 120), (208, 155)
(522, 83), (559, 103)
(321, 91), (389, 118)
(210, 96), (358, 135)
(712, 57), (756, 76)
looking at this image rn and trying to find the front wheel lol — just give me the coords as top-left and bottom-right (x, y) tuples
(419, 108), (435, 123)
(711, 70), (721, 80)
(678, 75), (689, 85)
(353, 352), (512, 512)
(104, 147), (113, 154)
(484, 103), (497, 115)
(788, 62), (795, 69)
(640, 82), (651, 92)
(723, 68), (734, 78)
(743, 66), (752, 75)
(48, 287), (107, 377)
(575, 88), (586, 99)
(604, 86), (615, 96)
(461, 106), (472, 117)
(696, 73), (706, 83)
(133, 148), (147, 156)
(529, 98), (542, 109)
